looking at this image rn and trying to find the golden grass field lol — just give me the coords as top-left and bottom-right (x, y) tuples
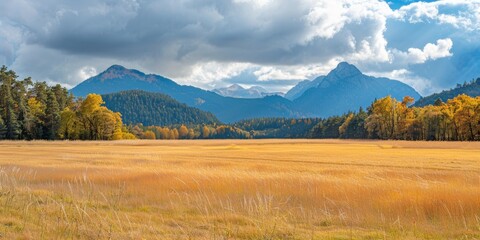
(0, 140), (479, 239)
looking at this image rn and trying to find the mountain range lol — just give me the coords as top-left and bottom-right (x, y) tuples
(70, 62), (422, 123)
(213, 84), (284, 98)
(71, 65), (298, 122)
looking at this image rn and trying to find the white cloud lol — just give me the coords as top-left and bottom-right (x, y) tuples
(421, 38), (453, 60)
(0, 0), (397, 87)
(177, 61), (252, 88)
(233, 0), (271, 8)
(78, 66), (98, 81)
(301, 0), (392, 62)
(254, 59), (339, 81)
(395, 0), (480, 31)
(0, 0), (478, 96)
(391, 38), (453, 65)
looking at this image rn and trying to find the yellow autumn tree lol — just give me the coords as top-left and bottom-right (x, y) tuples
(171, 128), (179, 139)
(365, 96), (396, 139)
(59, 107), (78, 139)
(201, 126), (210, 138)
(178, 125), (188, 139)
(447, 94), (479, 140)
(76, 94), (134, 140)
(144, 130), (156, 139)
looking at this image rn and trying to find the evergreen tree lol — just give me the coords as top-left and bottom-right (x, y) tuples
(342, 108), (368, 139)
(32, 82), (49, 105)
(51, 84), (73, 110)
(0, 114), (5, 139)
(434, 98), (444, 106)
(12, 78), (31, 139)
(0, 66), (134, 141)
(3, 96), (20, 139)
(44, 91), (61, 140)
(0, 68), (21, 139)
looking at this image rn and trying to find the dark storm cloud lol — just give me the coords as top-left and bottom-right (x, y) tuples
(0, 0), (479, 94)
(2, 0), (389, 63)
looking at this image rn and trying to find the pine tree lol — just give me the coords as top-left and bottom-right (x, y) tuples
(12, 79), (31, 139)
(434, 98), (444, 106)
(5, 100), (20, 139)
(0, 114), (6, 139)
(51, 84), (73, 110)
(0, 68), (21, 139)
(44, 91), (61, 140)
(32, 82), (49, 105)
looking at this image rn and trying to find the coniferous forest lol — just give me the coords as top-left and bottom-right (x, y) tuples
(102, 90), (220, 126)
(0, 66), (134, 140)
(1, 65), (479, 141)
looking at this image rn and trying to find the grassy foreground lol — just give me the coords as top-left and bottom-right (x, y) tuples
(0, 140), (479, 239)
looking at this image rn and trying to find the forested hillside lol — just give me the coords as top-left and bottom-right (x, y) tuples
(70, 63), (421, 122)
(414, 78), (480, 107)
(71, 65), (300, 122)
(102, 90), (220, 126)
(0, 66), (134, 140)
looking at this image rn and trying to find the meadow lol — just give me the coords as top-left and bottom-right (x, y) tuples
(0, 140), (479, 239)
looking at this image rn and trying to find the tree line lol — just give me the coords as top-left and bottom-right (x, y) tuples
(233, 118), (321, 138)
(129, 124), (251, 139)
(129, 118), (322, 140)
(122, 95), (479, 141)
(2, 65), (478, 141)
(311, 95), (480, 141)
(0, 66), (134, 140)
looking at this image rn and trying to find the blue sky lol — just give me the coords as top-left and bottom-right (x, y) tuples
(387, 0), (438, 9)
(1, 0), (479, 96)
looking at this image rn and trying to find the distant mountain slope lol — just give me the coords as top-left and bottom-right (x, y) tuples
(213, 84), (283, 98)
(71, 65), (299, 122)
(294, 62), (422, 117)
(284, 76), (324, 100)
(71, 63), (422, 122)
(102, 90), (220, 126)
(414, 78), (480, 107)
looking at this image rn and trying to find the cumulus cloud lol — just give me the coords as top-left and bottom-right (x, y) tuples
(177, 62), (252, 88)
(390, 38), (453, 65)
(0, 0), (394, 87)
(395, 0), (480, 31)
(253, 60), (339, 81)
(78, 66), (98, 82)
(0, 0), (478, 95)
